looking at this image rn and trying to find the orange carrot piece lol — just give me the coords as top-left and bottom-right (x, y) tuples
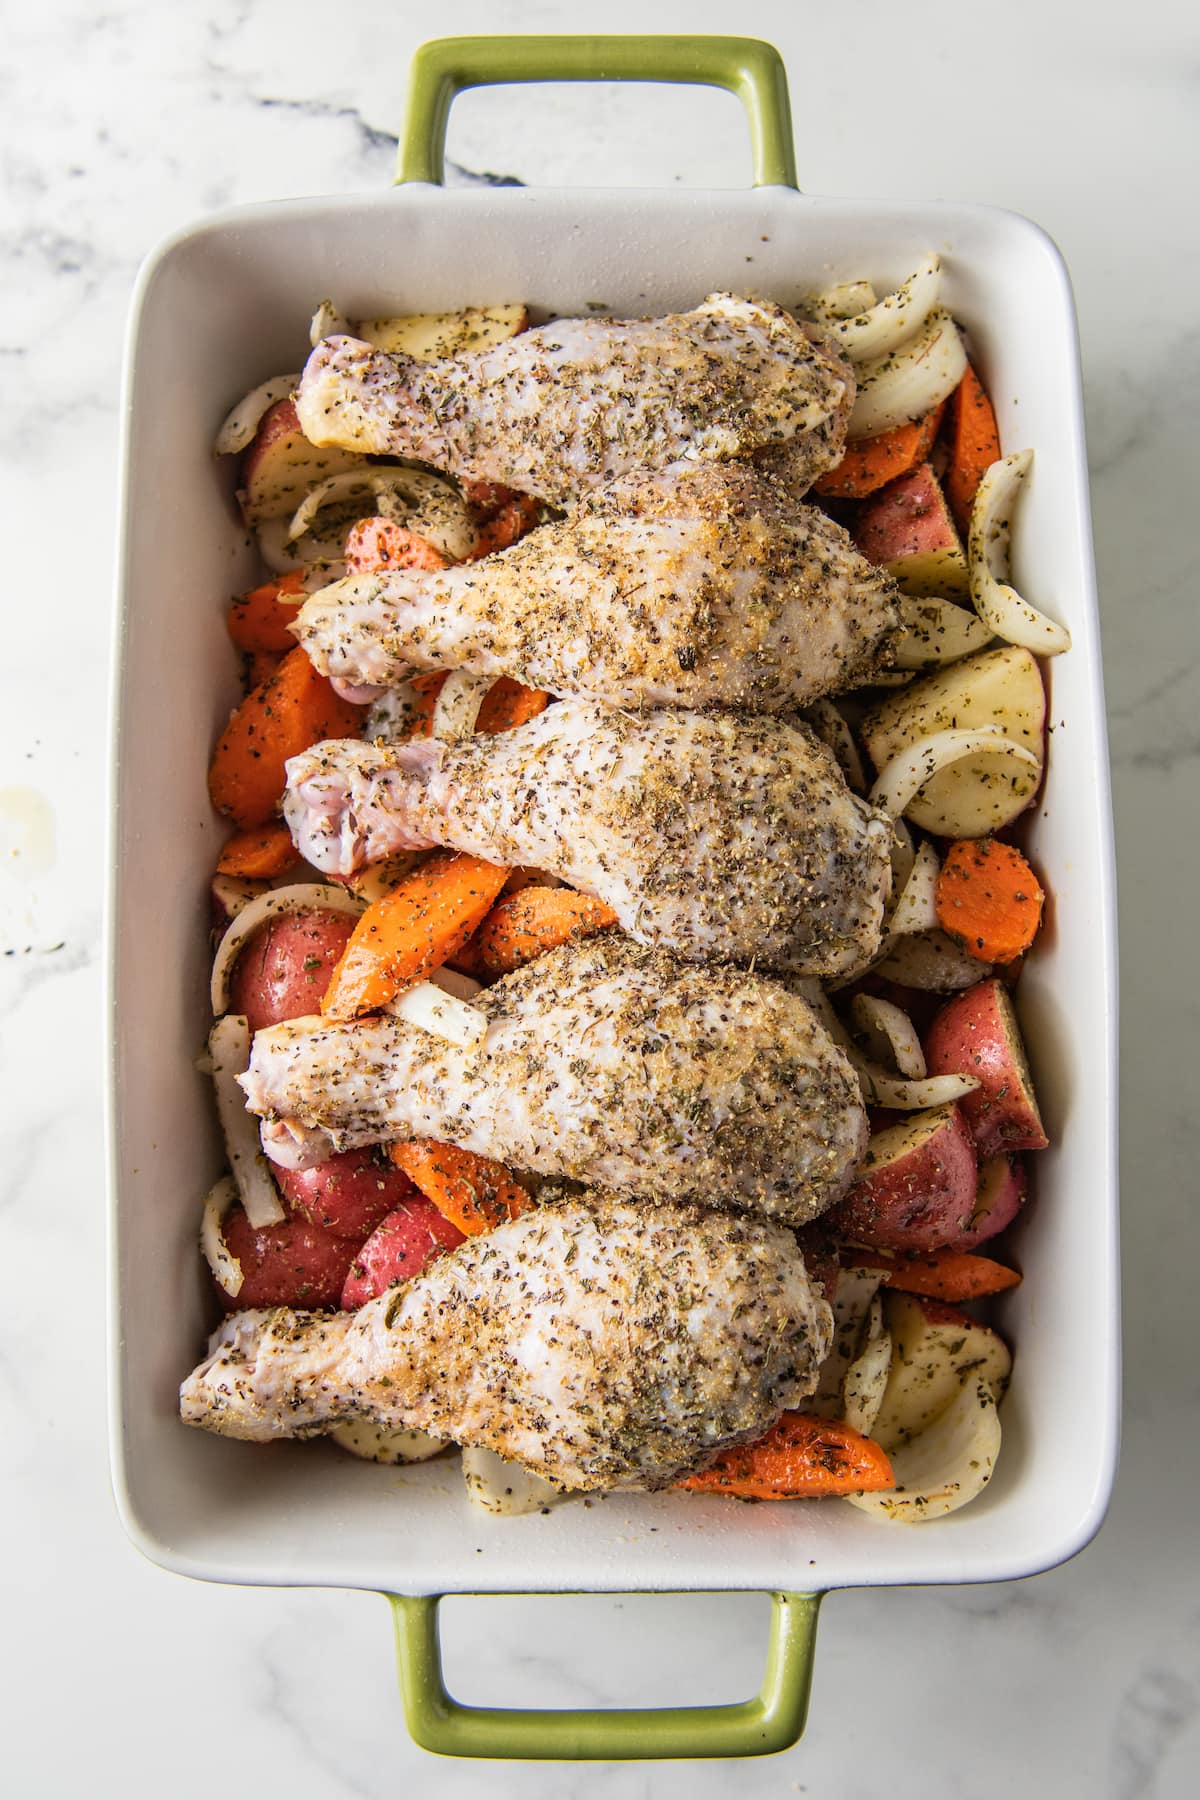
(344, 516), (450, 573)
(245, 649), (284, 690)
(208, 647), (364, 828)
(934, 837), (1045, 963)
(475, 678), (550, 734)
(470, 887), (619, 977)
(866, 1247), (1023, 1302)
(463, 479), (519, 513)
(814, 404), (945, 500)
(467, 494), (541, 560)
(944, 366), (1001, 536)
(215, 821), (301, 879)
(228, 570), (307, 653)
(321, 850), (509, 1020)
(677, 1413), (895, 1500)
(388, 1139), (530, 1236)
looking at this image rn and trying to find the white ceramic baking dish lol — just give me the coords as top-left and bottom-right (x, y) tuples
(108, 36), (1119, 1760)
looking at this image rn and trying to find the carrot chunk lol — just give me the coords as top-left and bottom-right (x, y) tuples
(865, 1246), (1023, 1302)
(814, 404), (945, 500)
(944, 366), (1002, 536)
(321, 851), (509, 1020)
(934, 837), (1045, 963)
(468, 887), (619, 977)
(467, 494), (542, 560)
(475, 678), (550, 734)
(215, 822), (301, 879)
(388, 1139), (530, 1236)
(677, 1414), (895, 1500)
(227, 570), (307, 653)
(344, 517), (449, 573)
(208, 647), (364, 828)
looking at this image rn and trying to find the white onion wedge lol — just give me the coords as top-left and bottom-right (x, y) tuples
(895, 596), (994, 669)
(848, 1054), (979, 1111)
(969, 451), (1072, 655)
(287, 467), (475, 561)
(849, 309), (968, 440)
(793, 978), (854, 1053)
(211, 872), (269, 924)
(842, 1302), (892, 1438)
(888, 817), (915, 896)
(851, 994), (926, 1078)
(385, 980), (488, 1048)
(462, 1446), (565, 1516)
(874, 927), (992, 991)
(210, 883), (364, 1017)
(365, 681), (424, 745)
(310, 299), (351, 346)
(886, 840), (941, 939)
(428, 967), (484, 1002)
(329, 1421), (446, 1464)
(255, 514), (347, 582)
(829, 256), (942, 363)
(209, 1016), (285, 1226)
(344, 851), (429, 904)
(804, 699), (866, 792)
(199, 1175), (244, 1296)
(869, 724), (1040, 820)
(214, 374), (300, 457)
(846, 1379), (1002, 1522)
(809, 279), (878, 324)
(811, 1268), (886, 1418)
(430, 670), (490, 740)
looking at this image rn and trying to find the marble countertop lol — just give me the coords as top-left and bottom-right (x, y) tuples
(3, 0), (1197, 1792)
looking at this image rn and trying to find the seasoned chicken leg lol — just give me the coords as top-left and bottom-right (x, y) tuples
(294, 462), (897, 711)
(242, 936), (868, 1225)
(179, 1192), (834, 1491)
(295, 295), (852, 507)
(284, 702), (893, 977)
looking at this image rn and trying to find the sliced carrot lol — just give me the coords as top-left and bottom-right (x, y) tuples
(208, 646), (364, 828)
(245, 649), (285, 690)
(344, 516), (449, 573)
(228, 570), (307, 653)
(467, 494), (541, 560)
(463, 479), (519, 513)
(863, 1246), (1023, 1302)
(813, 404), (945, 500)
(388, 1139), (530, 1236)
(677, 1414), (895, 1500)
(475, 678), (550, 734)
(944, 366), (1001, 536)
(321, 850), (509, 1020)
(934, 837), (1045, 963)
(215, 822), (301, 879)
(469, 887), (619, 977)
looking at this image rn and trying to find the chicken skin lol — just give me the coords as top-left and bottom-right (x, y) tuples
(242, 937), (868, 1226)
(284, 701), (892, 978)
(295, 295), (852, 507)
(294, 462), (897, 712)
(179, 1192), (834, 1491)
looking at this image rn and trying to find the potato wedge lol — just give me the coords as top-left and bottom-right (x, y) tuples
(356, 305), (528, 360)
(462, 1446), (565, 1516)
(330, 1421), (446, 1464)
(239, 398), (369, 526)
(861, 645), (1045, 836)
(870, 1291), (1011, 1452)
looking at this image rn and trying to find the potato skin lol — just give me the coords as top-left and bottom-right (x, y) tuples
(341, 1200), (466, 1309)
(951, 1153), (1027, 1251)
(924, 979), (1048, 1156)
(276, 1147), (422, 1241)
(216, 1208), (358, 1310)
(827, 1104), (978, 1252)
(228, 909), (356, 1033)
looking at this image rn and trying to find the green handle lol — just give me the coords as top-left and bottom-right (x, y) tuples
(398, 34), (797, 189)
(388, 1590), (821, 1760)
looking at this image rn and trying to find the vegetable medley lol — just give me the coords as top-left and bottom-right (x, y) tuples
(196, 261), (1068, 1519)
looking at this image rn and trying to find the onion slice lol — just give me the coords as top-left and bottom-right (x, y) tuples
(886, 840), (941, 938)
(829, 255), (942, 364)
(329, 1420), (446, 1464)
(895, 596), (994, 670)
(849, 1053), (979, 1111)
(809, 279), (878, 324)
(846, 1379), (1002, 1522)
(200, 1175), (244, 1297)
(310, 299), (351, 346)
(969, 451), (1072, 655)
(841, 1301), (892, 1438)
(805, 698), (866, 791)
(430, 670), (490, 741)
(849, 308), (968, 440)
(210, 882), (365, 1017)
(874, 928), (993, 992)
(214, 374), (299, 456)
(851, 993), (926, 1078)
(462, 1446), (565, 1516)
(385, 980), (488, 1048)
(209, 1015), (285, 1226)
(868, 724), (1040, 820)
(811, 1267), (886, 1418)
(287, 468), (475, 562)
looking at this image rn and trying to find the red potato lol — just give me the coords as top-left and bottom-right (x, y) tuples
(216, 1207), (358, 1311)
(924, 979), (1048, 1156)
(238, 397), (368, 526)
(827, 1103), (978, 1252)
(275, 1147), (424, 1242)
(793, 1224), (840, 1305)
(228, 909), (356, 1033)
(951, 1153), (1027, 1250)
(341, 1199), (467, 1308)
(853, 462), (969, 597)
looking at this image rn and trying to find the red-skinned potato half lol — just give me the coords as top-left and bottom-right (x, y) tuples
(239, 398), (368, 526)
(341, 1199), (467, 1309)
(852, 461), (969, 597)
(951, 1153), (1027, 1251)
(216, 1208), (358, 1310)
(924, 979), (1048, 1157)
(274, 1147), (425, 1242)
(228, 909), (357, 1033)
(827, 1103), (978, 1253)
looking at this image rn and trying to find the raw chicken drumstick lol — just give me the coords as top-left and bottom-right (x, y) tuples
(180, 1192), (834, 1491)
(295, 462), (897, 711)
(243, 936), (868, 1226)
(284, 701), (893, 977)
(295, 294), (852, 507)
